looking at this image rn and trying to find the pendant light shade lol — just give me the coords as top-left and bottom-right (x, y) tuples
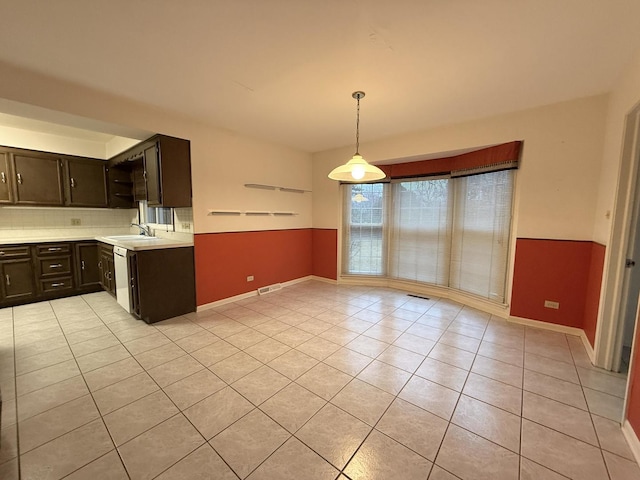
(328, 91), (386, 182)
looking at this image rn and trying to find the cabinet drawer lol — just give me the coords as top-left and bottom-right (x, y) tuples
(36, 243), (71, 256)
(40, 277), (73, 294)
(39, 256), (72, 277)
(0, 246), (30, 259)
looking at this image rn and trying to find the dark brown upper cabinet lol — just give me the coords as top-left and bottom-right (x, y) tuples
(0, 151), (13, 204)
(111, 135), (192, 208)
(13, 152), (64, 206)
(64, 158), (108, 207)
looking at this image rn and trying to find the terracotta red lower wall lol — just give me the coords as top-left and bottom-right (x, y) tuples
(627, 317), (640, 433)
(312, 229), (338, 280)
(584, 242), (606, 346)
(510, 238), (605, 346)
(194, 228), (338, 306)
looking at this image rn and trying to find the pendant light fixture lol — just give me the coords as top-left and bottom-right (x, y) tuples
(328, 91), (386, 182)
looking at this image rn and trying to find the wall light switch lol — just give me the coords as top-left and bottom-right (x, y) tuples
(181, 223), (191, 230)
(247, 275), (254, 282)
(544, 300), (560, 309)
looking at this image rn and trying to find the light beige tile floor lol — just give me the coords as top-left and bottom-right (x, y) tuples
(0, 280), (639, 479)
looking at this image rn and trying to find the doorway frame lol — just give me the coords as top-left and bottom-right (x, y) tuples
(596, 104), (640, 370)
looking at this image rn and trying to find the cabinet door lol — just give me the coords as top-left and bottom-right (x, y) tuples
(13, 154), (64, 205)
(1, 259), (35, 301)
(75, 243), (100, 287)
(107, 256), (116, 295)
(66, 159), (108, 207)
(132, 162), (147, 202)
(0, 152), (13, 204)
(144, 143), (162, 206)
(128, 252), (140, 317)
(98, 250), (110, 291)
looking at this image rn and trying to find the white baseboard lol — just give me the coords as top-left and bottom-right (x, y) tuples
(508, 315), (598, 364)
(580, 330), (596, 364)
(622, 420), (640, 466)
(197, 290), (257, 311)
(338, 276), (510, 318)
(508, 315), (584, 337)
(196, 275), (317, 311)
(309, 275), (338, 284)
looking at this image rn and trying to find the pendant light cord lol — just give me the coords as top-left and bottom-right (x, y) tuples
(355, 95), (360, 155)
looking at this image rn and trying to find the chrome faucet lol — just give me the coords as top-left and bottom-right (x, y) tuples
(131, 223), (152, 236)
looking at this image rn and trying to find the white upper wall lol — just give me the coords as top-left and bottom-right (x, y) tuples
(0, 124), (109, 159)
(313, 95), (608, 242)
(0, 63), (312, 234)
(595, 50), (640, 245)
(190, 129), (311, 234)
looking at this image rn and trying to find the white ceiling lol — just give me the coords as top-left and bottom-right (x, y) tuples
(0, 0), (639, 153)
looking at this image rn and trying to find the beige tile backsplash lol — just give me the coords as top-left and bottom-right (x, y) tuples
(0, 206), (195, 242)
(0, 207), (137, 240)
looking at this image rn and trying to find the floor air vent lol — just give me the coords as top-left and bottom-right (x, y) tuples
(258, 283), (282, 295)
(407, 294), (430, 300)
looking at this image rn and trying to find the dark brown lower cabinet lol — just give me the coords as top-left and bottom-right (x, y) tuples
(128, 246), (195, 324)
(75, 242), (100, 287)
(1, 259), (35, 302)
(98, 244), (115, 296)
(0, 241), (102, 307)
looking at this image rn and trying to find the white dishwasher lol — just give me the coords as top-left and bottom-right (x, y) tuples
(113, 246), (132, 313)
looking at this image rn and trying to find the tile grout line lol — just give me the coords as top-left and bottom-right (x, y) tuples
(11, 305), (22, 479)
(6, 283), (631, 479)
(82, 294), (215, 480)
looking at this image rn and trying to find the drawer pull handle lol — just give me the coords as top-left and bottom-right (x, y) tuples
(16, 173), (23, 184)
(70, 177), (76, 188)
(81, 260), (85, 270)
(1, 172), (5, 183)
(49, 263), (63, 269)
(47, 247), (62, 252)
(0, 251), (4, 256)
(51, 283), (65, 288)
(5, 274), (10, 286)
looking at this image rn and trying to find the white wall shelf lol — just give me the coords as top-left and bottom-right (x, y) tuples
(244, 183), (310, 193)
(208, 209), (298, 217)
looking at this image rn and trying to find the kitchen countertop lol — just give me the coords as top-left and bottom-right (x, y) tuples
(0, 236), (99, 245)
(95, 236), (193, 251)
(0, 235), (193, 251)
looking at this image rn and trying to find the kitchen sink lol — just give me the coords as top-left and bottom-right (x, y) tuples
(104, 235), (159, 241)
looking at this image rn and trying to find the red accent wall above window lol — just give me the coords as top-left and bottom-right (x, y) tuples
(378, 141), (522, 180)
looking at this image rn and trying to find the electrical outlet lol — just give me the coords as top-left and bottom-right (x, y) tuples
(247, 275), (254, 282)
(181, 223), (191, 230)
(71, 218), (81, 226)
(544, 300), (560, 309)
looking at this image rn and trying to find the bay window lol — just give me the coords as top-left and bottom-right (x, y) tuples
(341, 143), (518, 304)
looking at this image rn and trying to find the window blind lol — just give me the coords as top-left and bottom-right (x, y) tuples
(449, 170), (514, 303)
(342, 170), (515, 303)
(342, 183), (387, 275)
(389, 178), (452, 285)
